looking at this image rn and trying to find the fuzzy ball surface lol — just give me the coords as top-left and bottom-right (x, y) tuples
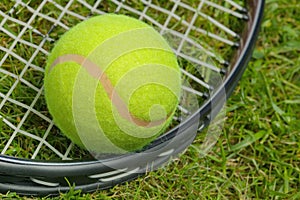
(44, 14), (181, 154)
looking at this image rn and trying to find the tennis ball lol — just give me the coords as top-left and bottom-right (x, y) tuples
(44, 14), (181, 154)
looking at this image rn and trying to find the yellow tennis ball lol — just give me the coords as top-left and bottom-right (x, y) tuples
(44, 14), (181, 154)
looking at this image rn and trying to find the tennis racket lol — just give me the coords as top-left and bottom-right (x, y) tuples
(0, 0), (264, 196)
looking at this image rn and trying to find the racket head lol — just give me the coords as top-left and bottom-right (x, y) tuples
(0, 0), (265, 196)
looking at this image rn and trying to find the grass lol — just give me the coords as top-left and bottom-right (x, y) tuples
(0, 0), (300, 199)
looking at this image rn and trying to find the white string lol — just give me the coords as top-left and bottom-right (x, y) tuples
(0, 46), (45, 72)
(225, 0), (247, 12)
(0, 10), (53, 43)
(204, 1), (246, 19)
(0, 0), (72, 159)
(16, 0), (70, 31)
(181, 85), (205, 97)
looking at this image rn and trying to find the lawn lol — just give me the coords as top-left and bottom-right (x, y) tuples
(0, 0), (299, 199)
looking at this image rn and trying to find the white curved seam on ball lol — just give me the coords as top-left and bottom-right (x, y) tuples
(55, 27), (175, 75)
(49, 55), (177, 128)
